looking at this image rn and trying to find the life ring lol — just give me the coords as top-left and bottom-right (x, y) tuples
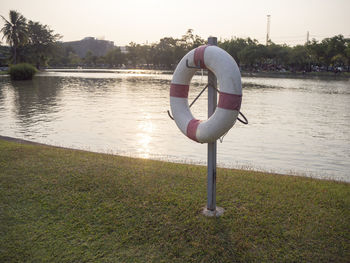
(170, 45), (242, 143)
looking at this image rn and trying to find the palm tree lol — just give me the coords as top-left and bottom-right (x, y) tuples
(1, 10), (28, 64)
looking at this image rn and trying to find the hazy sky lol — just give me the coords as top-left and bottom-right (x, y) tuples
(1, 0), (349, 46)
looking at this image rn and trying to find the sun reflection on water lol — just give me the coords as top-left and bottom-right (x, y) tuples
(136, 113), (154, 158)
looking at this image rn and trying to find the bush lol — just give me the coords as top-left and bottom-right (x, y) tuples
(8, 63), (37, 80)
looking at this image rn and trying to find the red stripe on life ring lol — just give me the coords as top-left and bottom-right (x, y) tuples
(194, 45), (208, 69)
(218, 92), (242, 111)
(170, 84), (189, 98)
(187, 119), (201, 142)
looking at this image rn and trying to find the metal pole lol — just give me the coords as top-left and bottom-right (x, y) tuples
(207, 36), (217, 211)
(266, 15), (271, 46)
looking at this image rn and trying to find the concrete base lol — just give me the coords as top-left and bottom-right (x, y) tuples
(202, 206), (224, 217)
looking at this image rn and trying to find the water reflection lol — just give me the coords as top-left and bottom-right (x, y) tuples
(0, 83), (6, 111)
(243, 77), (350, 94)
(1, 77), (62, 137)
(136, 112), (154, 158)
(0, 72), (349, 182)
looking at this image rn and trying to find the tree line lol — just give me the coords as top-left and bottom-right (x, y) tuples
(1, 10), (350, 72)
(1, 10), (61, 69)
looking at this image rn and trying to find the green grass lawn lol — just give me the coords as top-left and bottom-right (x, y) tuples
(0, 138), (349, 262)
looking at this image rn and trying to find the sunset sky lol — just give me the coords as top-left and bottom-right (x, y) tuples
(1, 0), (349, 46)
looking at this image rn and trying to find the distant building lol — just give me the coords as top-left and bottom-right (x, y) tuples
(63, 37), (115, 58)
(119, 46), (128, 54)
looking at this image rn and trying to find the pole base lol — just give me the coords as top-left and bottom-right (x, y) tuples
(202, 206), (224, 217)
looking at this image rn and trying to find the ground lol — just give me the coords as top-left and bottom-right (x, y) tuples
(0, 137), (349, 262)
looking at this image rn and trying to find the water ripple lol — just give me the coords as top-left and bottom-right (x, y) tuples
(0, 71), (349, 182)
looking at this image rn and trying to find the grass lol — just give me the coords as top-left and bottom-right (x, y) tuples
(0, 138), (349, 262)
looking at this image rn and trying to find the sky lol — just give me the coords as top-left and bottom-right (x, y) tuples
(1, 0), (349, 46)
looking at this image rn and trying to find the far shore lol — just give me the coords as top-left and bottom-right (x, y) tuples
(44, 68), (350, 79)
(2, 68), (350, 80)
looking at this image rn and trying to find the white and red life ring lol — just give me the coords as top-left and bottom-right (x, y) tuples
(170, 45), (242, 143)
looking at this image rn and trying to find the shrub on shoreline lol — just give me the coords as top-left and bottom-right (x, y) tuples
(8, 63), (37, 80)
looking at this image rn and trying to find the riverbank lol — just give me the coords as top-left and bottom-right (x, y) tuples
(241, 70), (350, 79)
(2, 68), (350, 80)
(43, 68), (350, 79)
(0, 137), (349, 262)
(0, 70), (8, 75)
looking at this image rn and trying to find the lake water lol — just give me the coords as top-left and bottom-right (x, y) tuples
(0, 70), (349, 182)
